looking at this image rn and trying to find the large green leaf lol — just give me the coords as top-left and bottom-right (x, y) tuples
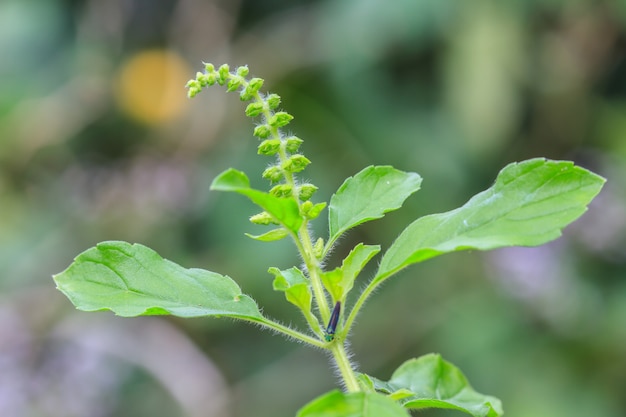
(328, 166), (422, 248)
(296, 390), (409, 417)
(53, 241), (264, 320)
(369, 354), (503, 417)
(376, 158), (605, 281)
(211, 168), (303, 233)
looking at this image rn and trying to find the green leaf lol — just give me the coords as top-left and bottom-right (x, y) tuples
(211, 168), (303, 233)
(357, 373), (376, 392)
(328, 166), (422, 248)
(53, 241), (264, 320)
(376, 158), (605, 281)
(321, 243), (380, 302)
(368, 353), (503, 417)
(296, 390), (410, 417)
(270, 266), (308, 290)
(269, 267), (321, 335)
(245, 228), (289, 242)
(269, 267), (312, 313)
(340, 244), (381, 289)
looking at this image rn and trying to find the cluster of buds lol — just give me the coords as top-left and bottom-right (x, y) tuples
(186, 63), (327, 226)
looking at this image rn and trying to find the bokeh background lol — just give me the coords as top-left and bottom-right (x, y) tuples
(1, 0), (626, 416)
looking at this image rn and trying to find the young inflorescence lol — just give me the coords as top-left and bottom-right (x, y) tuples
(186, 64), (326, 231)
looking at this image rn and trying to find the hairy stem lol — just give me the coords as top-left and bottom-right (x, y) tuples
(329, 341), (360, 392)
(251, 318), (326, 348)
(299, 225), (331, 322)
(343, 278), (381, 336)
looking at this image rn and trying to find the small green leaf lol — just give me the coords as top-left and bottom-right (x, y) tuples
(270, 266), (307, 290)
(320, 268), (342, 303)
(53, 241), (264, 320)
(269, 267), (312, 312)
(368, 354), (503, 417)
(211, 168), (303, 232)
(282, 283), (312, 313)
(376, 158), (605, 281)
(304, 202), (327, 220)
(322, 243), (380, 302)
(357, 373), (376, 392)
(340, 243), (380, 291)
(296, 390), (410, 417)
(245, 228), (290, 242)
(328, 166), (422, 248)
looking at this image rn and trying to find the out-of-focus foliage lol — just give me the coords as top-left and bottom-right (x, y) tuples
(1, 1), (625, 417)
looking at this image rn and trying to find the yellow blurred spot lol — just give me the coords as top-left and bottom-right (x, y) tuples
(116, 49), (190, 125)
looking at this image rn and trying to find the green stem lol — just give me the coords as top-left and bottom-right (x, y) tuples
(299, 225), (331, 321)
(251, 318), (326, 349)
(329, 341), (360, 392)
(343, 277), (381, 336)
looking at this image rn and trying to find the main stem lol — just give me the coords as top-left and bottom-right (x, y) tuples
(330, 342), (360, 392)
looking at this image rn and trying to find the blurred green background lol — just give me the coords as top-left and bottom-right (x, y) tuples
(1, 0), (625, 416)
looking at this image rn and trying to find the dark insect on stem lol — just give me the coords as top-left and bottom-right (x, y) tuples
(324, 301), (341, 342)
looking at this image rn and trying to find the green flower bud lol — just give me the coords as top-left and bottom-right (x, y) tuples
(236, 65), (249, 77)
(245, 102), (265, 117)
(204, 62), (215, 73)
(253, 124), (272, 139)
(262, 166), (283, 182)
(186, 79), (200, 89)
(227, 77), (242, 92)
(240, 90), (253, 101)
(250, 211), (277, 225)
(205, 73), (217, 85)
(285, 136), (303, 153)
(217, 64), (230, 85)
(270, 184), (293, 198)
(266, 94), (281, 109)
(186, 79), (201, 97)
(298, 183), (318, 201)
(258, 139), (281, 155)
(268, 112), (293, 128)
(248, 77), (264, 92)
(283, 154), (311, 173)
(313, 237), (325, 259)
(241, 78), (264, 100)
(187, 87), (200, 98)
(195, 72), (207, 86)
